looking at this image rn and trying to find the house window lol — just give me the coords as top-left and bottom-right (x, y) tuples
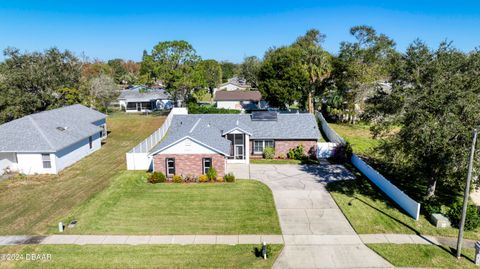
(203, 158), (212, 174)
(42, 154), (51, 169)
(166, 158), (175, 176)
(89, 136), (93, 149)
(253, 140), (275, 154)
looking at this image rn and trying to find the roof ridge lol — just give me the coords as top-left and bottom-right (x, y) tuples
(28, 116), (55, 151)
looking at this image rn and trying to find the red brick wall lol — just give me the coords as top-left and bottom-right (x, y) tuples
(249, 140), (318, 159)
(274, 140), (318, 158)
(153, 154), (225, 177)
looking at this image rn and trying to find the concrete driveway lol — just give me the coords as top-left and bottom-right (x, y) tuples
(250, 163), (393, 269)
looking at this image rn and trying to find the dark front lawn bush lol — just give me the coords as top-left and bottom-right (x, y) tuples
(206, 167), (217, 181)
(147, 171), (166, 184)
(422, 197), (443, 216)
(447, 202), (480, 231)
(331, 142), (353, 163)
(263, 147), (275, 159)
(187, 103), (240, 114)
(287, 145), (306, 160)
(224, 173), (235, 183)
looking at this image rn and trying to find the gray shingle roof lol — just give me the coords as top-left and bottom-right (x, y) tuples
(149, 113), (320, 156)
(0, 104), (106, 153)
(118, 87), (171, 102)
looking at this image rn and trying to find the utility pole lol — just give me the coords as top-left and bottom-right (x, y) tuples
(456, 128), (478, 258)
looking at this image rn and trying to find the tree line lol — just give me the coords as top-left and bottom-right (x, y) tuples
(1, 26), (479, 201)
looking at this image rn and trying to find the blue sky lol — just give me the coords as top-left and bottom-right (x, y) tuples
(1, 1), (479, 63)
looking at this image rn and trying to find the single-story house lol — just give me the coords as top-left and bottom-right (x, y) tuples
(213, 77), (250, 95)
(0, 104), (107, 175)
(215, 90), (263, 110)
(118, 87), (173, 112)
(148, 111), (320, 177)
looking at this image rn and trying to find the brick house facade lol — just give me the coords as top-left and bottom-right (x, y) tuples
(153, 153), (225, 177)
(250, 140), (318, 159)
(273, 140), (318, 158)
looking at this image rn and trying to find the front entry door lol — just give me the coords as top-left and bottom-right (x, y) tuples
(235, 145), (244, 160)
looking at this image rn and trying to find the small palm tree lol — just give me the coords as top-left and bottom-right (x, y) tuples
(303, 46), (332, 113)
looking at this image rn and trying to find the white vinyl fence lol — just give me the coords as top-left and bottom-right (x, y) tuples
(126, 108), (188, 170)
(316, 112), (421, 220)
(317, 142), (338, 158)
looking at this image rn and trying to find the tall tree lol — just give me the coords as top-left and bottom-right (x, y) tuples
(140, 41), (204, 102)
(325, 26), (397, 122)
(197, 59), (222, 95)
(220, 61), (239, 82)
(0, 47), (82, 123)
(258, 47), (308, 108)
(107, 59), (128, 84)
(88, 74), (118, 113)
(293, 29), (332, 113)
(240, 56), (261, 88)
(371, 41), (480, 199)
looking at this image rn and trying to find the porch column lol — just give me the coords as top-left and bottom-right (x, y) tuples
(245, 134), (250, 163)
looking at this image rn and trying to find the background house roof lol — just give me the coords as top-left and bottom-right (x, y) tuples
(0, 104), (106, 153)
(214, 90), (262, 101)
(149, 113), (320, 156)
(118, 87), (171, 102)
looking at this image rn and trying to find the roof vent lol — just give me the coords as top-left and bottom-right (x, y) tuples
(56, 126), (68, 131)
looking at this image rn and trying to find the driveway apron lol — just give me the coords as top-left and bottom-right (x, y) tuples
(250, 164), (393, 269)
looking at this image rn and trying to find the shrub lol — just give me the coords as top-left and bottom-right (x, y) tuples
(147, 171), (166, 184)
(206, 167), (217, 181)
(287, 144), (306, 160)
(423, 197), (443, 216)
(447, 202), (480, 231)
(263, 147), (275, 159)
(183, 174), (197, 183)
(331, 142), (353, 163)
(187, 103), (240, 114)
(224, 173), (235, 183)
(172, 175), (183, 183)
(198, 175), (209, 183)
(216, 176), (224, 182)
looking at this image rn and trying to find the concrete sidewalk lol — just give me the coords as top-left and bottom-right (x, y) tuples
(0, 234), (283, 246)
(251, 164), (393, 269)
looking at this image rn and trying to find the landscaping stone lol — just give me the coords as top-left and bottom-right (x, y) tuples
(430, 213), (451, 228)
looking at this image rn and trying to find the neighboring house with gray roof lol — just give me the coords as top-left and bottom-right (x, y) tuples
(148, 111), (320, 177)
(213, 77), (251, 95)
(0, 104), (107, 175)
(118, 86), (173, 113)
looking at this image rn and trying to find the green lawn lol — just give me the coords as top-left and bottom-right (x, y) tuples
(59, 171), (281, 235)
(327, 178), (480, 239)
(328, 123), (379, 154)
(0, 244), (283, 269)
(368, 244), (477, 269)
(0, 113), (166, 235)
